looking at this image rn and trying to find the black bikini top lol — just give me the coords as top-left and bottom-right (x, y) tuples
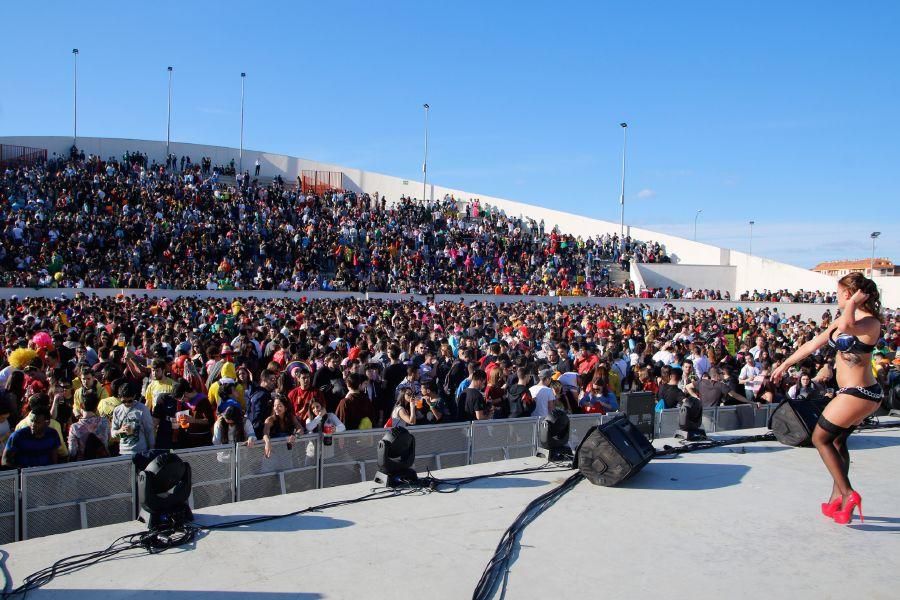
(828, 329), (876, 354)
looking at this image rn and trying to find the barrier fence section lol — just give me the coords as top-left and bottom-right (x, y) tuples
(236, 435), (319, 501)
(320, 429), (384, 488)
(656, 404), (779, 438)
(411, 423), (471, 472)
(175, 444), (236, 509)
(566, 414), (603, 453)
(8, 406), (785, 542)
(471, 417), (539, 464)
(0, 470), (18, 545)
(20, 455), (135, 540)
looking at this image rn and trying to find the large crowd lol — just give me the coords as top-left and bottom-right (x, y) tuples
(1, 293), (897, 468)
(0, 150), (670, 296)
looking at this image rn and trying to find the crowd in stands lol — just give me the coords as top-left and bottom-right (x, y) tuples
(740, 289), (838, 304)
(1, 151), (658, 296)
(638, 288), (732, 300)
(1, 293), (897, 468)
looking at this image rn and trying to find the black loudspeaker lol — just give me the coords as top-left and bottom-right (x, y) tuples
(769, 399), (823, 447)
(620, 391), (656, 440)
(574, 414), (655, 486)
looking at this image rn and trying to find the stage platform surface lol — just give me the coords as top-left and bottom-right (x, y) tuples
(4, 425), (900, 600)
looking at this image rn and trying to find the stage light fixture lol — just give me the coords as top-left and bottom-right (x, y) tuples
(675, 395), (707, 441)
(138, 453), (193, 529)
(374, 426), (418, 487)
(538, 408), (573, 461)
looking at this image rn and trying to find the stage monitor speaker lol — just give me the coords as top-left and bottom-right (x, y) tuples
(574, 414), (655, 486)
(620, 391), (657, 440)
(769, 399), (823, 447)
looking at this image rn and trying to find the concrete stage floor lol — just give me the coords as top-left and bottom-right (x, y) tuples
(3, 426), (899, 600)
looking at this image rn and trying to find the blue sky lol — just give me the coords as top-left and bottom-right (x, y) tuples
(1, 1), (897, 268)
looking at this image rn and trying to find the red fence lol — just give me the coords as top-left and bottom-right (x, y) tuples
(0, 145), (47, 169)
(299, 170), (343, 196)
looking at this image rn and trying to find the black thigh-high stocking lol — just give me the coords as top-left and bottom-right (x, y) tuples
(826, 428), (852, 501)
(811, 417), (853, 500)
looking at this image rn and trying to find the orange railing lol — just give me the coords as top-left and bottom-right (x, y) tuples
(299, 170), (343, 195)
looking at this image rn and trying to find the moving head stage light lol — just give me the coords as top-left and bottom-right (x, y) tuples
(537, 408), (573, 461)
(138, 453), (193, 529)
(676, 395), (707, 441)
(374, 426), (419, 487)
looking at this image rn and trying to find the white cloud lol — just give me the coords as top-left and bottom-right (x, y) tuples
(636, 188), (656, 200)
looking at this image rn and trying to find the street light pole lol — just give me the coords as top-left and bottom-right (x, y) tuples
(870, 231), (881, 276)
(749, 220), (755, 256)
(619, 122), (627, 241)
(694, 209), (703, 241)
(72, 49), (79, 149)
(166, 66), (173, 159)
(422, 103), (430, 202)
(239, 72), (246, 175)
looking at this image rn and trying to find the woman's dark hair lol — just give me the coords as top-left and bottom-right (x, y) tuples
(6, 370), (26, 397)
(218, 405), (246, 443)
(837, 273), (882, 322)
(270, 393), (296, 435)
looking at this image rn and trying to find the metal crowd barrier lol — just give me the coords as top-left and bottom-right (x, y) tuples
(6, 404), (790, 542)
(566, 414), (603, 452)
(411, 423), (471, 472)
(471, 417), (539, 464)
(20, 455), (135, 540)
(320, 429), (384, 488)
(0, 470), (18, 544)
(175, 444), (235, 509)
(236, 435), (319, 501)
(655, 403), (781, 438)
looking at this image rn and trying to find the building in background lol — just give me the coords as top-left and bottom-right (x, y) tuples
(812, 258), (896, 278)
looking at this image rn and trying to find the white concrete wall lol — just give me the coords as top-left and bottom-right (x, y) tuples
(0, 287), (840, 320)
(3, 135), (896, 308)
(634, 263), (737, 292)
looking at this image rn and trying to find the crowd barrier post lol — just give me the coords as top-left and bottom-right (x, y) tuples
(0, 470), (19, 544)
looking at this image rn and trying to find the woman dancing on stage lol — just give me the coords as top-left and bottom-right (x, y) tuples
(773, 272), (883, 524)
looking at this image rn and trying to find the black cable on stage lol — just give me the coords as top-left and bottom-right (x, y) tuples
(1, 460), (577, 599)
(471, 428), (814, 599)
(654, 432), (776, 458)
(472, 471), (585, 600)
(421, 460), (574, 493)
(1, 485), (425, 599)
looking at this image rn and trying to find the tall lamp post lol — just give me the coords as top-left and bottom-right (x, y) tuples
(239, 72), (246, 175)
(619, 122), (627, 241)
(72, 49), (79, 149)
(422, 103), (430, 202)
(870, 231), (881, 276)
(166, 66), (173, 159)
(749, 220), (755, 256)
(694, 209), (702, 241)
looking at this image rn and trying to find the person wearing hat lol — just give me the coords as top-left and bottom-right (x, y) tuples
(529, 368), (557, 418)
(207, 360), (245, 410)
